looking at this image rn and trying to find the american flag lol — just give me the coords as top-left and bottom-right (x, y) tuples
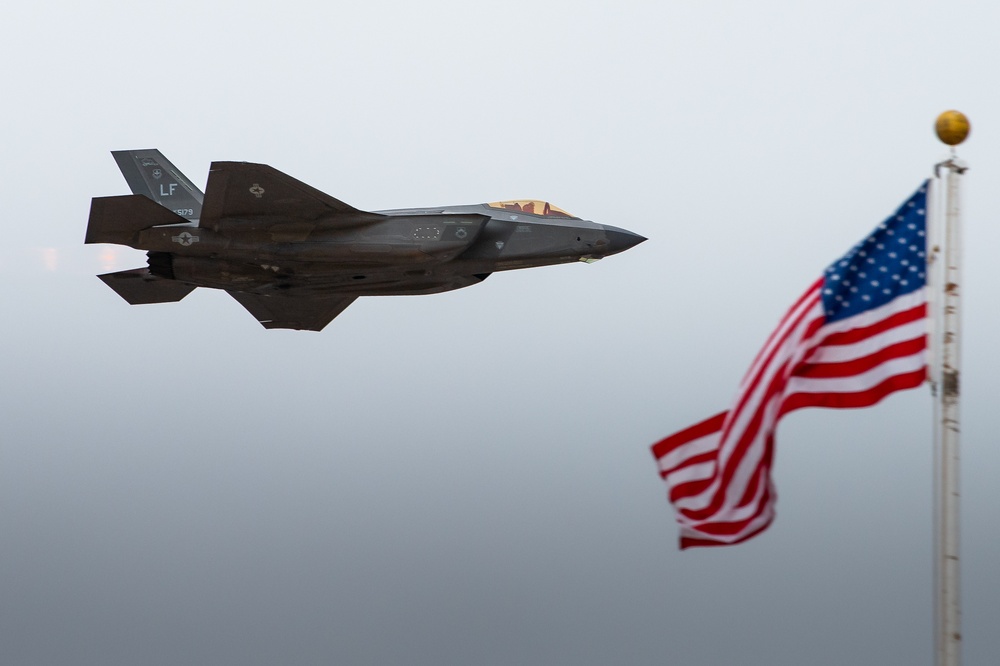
(652, 182), (930, 548)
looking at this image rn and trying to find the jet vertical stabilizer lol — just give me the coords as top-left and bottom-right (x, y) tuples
(112, 149), (204, 223)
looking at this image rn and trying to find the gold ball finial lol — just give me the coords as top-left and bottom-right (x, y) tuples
(935, 110), (970, 146)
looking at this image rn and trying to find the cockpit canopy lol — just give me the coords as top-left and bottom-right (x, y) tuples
(487, 200), (577, 219)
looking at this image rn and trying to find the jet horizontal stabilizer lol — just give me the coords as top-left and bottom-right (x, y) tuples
(98, 268), (196, 304)
(86, 194), (191, 247)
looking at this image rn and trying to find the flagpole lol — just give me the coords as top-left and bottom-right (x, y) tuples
(932, 110), (969, 666)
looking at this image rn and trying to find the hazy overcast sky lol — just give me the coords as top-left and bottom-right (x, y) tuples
(3, 1), (999, 664)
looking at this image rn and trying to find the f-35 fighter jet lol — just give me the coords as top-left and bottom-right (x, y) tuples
(86, 150), (645, 330)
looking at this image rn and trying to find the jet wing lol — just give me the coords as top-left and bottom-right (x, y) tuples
(227, 291), (356, 331)
(200, 162), (383, 228)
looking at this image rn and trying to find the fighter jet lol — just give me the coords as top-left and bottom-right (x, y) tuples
(85, 150), (646, 330)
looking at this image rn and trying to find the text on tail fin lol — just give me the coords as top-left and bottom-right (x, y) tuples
(111, 149), (204, 223)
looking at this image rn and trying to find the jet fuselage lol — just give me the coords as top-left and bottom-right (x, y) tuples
(142, 203), (641, 297)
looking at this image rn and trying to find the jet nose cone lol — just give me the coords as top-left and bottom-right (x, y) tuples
(602, 225), (647, 255)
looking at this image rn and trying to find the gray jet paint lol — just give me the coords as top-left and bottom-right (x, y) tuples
(86, 150), (645, 330)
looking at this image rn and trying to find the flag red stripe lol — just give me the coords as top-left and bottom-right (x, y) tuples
(679, 356), (792, 521)
(660, 449), (718, 479)
(793, 336), (926, 379)
(670, 476), (716, 504)
(683, 471), (774, 537)
(650, 411), (726, 459)
(680, 514), (773, 549)
(739, 277), (824, 385)
(779, 367), (926, 415)
(725, 290), (822, 434)
(818, 303), (926, 347)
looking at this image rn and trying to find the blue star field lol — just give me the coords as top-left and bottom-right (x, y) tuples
(822, 182), (928, 323)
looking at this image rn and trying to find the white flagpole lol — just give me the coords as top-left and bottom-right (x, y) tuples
(933, 110), (970, 666)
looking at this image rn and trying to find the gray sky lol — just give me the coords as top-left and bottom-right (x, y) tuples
(3, 1), (999, 664)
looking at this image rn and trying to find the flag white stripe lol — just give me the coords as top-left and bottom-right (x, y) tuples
(806, 318), (925, 364)
(784, 352), (926, 394)
(664, 288), (924, 527)
(738, 284), (822, 391)
(656, 432), (720, 473)
(679, 484), (776, 543)
(817, 288), (925, 337)
(664, 461), (716, 489)
(669, 342), (925, 514)
(676, 296), (825, 514)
